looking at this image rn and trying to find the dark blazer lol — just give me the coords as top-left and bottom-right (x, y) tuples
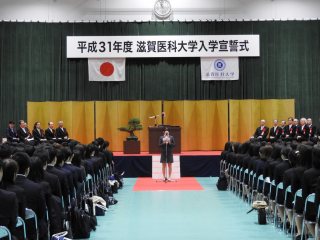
(302, 167), (320, 201)
(55, 127), (69, 139)
(284, 124), (296, 140)
(309, 125), (317, 138)
(269, 126), (283, 140)
(159, 135), (175, 163)
(43, 171), (62, 198)
(6, 127), (19, 142)
(253, 126), (269, 140)
(0, 189), (18, 236)
(16, 127), (32, 141)
(1, 183), (26, 219)
(45, 128), (56, 140)
(296, 125), (310, 142)
(46, 165), (70, 207)
(32, 128), (46, 143)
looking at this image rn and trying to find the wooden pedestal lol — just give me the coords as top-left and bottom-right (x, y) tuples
(123, 140), (140, 154)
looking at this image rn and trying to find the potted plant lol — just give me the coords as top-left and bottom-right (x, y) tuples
(118, 118), (143, 141)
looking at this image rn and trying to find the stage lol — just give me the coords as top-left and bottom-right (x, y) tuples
(113, 151), (222, 178)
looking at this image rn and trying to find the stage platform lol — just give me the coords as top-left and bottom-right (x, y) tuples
(113, 151), (222, 178)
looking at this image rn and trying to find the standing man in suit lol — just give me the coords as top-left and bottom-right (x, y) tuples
(55, 121), (70, 142)
(284, 117), (296, 141)
(296, 118), (310, 142)
(252, 119), (269, 141)
(6, 121), (19, 142)
(269, 119), (282, 143)
(16, 120), (34, 143)
(159, 128), (175, 182)
(280, 120), (286, 140)
(45, 121), (56, 141)
(32, 122), (47, 144)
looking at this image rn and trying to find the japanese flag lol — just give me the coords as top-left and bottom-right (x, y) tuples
(88, 58), (126, 82)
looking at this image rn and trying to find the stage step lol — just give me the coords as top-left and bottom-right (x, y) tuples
(152, 155), (181, 180)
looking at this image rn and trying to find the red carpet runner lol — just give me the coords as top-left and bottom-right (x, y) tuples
(133, 177), (204, 191)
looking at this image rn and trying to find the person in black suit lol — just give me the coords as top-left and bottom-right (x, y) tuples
(284, 117), (296, 141)
(159, 129), (175, 181)
(6, 121), (19, 142)
(16, 120), (34, 143)
(0, 144), (12, 160)
(45, 121), (56, 141)
(32, 122), (47, 144)
(12, 152), (47, 240)
(251, 119), (269, 141)
(280, 120), (286, 140)
(294, 145), (320, 238)
(295, 118), (310, 142)
(307, 118), (317, 143)
(1, 159), (26, 220)
(269, 119), (283, 143)
(55, 121), (70, 142)
(0, 160), (18, 239)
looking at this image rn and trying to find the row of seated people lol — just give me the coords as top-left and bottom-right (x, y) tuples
(251, 117), (318, 143)
(6, 120), (70, 145)
(221, 140), (320, 239)
(0, 137), (114, 240)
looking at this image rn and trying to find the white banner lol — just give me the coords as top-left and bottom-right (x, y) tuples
(88, 58), (126, 81)
(201, 57), (239, 81)
(67, 35), (260, 58)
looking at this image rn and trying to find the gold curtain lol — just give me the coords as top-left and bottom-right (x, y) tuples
(229, 99), (295, 143)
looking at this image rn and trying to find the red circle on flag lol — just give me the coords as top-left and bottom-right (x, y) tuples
(100, 62), (114, 76)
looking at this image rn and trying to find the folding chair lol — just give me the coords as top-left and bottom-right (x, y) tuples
(291, 189), (303, 237)
(241, 169), (249, 201)
(16, 216), (26, 240)
(249, 173), (257, 204)
(236, 167), (244, 196)
(301, 193), (316, 239)
(0, 226), (11, 240)
(274, 182), (284, 228)
(283, 185), (292, 234)
(315, 204), (320, 240)
(25, 208), (38, 240)
(252, 174), (264, 202)
(267, 180), (276, 223)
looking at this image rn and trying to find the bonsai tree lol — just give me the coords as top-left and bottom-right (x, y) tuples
(118, 117), (143, 141)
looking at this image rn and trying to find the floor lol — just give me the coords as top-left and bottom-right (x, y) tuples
(90, 178), (289, 240)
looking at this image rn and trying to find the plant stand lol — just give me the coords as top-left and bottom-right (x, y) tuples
(123, 140), (141, 154)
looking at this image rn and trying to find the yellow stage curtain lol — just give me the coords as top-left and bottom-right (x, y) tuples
(95, 101), (162, 151)
(27, 101), (94, 144)
(229, 99), (295, 143)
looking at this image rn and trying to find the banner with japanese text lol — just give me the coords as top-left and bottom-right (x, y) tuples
(67, 35), (260, 58)
(201, 57), (239, 81)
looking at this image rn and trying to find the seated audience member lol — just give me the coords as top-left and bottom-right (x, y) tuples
(32, 122), (47, 144)
(0, 144), (12, 160)
(264, 144), (282, 181)
(0, 160), (18, 239)
(295, 118), (309, 142)
(16, 120), (34, 143)
(284, 117), (296, 141)
(1, 159), (26, 220)
(251, 119), (269, 141)
(55, 121), (70, 142)
(295, 145), (320, 238)
(28, 156), (63, 234)
(307, 118), (317, 143)
(45, 121), (56, 141)
(6, 121), (19, 142)
(313, 177), (320, 237)
(255, 145), (273, 179)
(274, 146), (292, 185)
(72, 150), (86, 182)
(46, 146), (70, 207)
(12, 152), (47, 240)
(269, 119), (282, 143)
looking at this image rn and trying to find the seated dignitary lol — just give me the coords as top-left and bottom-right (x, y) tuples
(251, 119), (269, 141)
(0, 160), (19, 240)
(307, 118), (317, 143)
(32, 121), (47, 144)
(12, 152), (47, 240)
(6, 121), (19, 142)
(269, 119), (282, 142)
(55, 121), (70, 142)
(284, 117), (296, 141)
(295, 118), (309, 142)
(45, 121), (56, 142)
(16, 120), (34, 143)
(280, 120), (286, 140)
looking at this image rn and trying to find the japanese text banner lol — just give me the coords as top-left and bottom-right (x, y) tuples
(67, 35), (260, 58)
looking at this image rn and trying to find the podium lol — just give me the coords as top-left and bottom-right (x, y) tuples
(148, 126), (181, 154)
(152, 155), (181, 180)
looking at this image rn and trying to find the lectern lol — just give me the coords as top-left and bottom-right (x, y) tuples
(148, 125), (181, 153)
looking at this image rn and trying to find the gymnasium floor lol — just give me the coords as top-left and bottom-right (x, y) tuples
(90, 177), (288, 240)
